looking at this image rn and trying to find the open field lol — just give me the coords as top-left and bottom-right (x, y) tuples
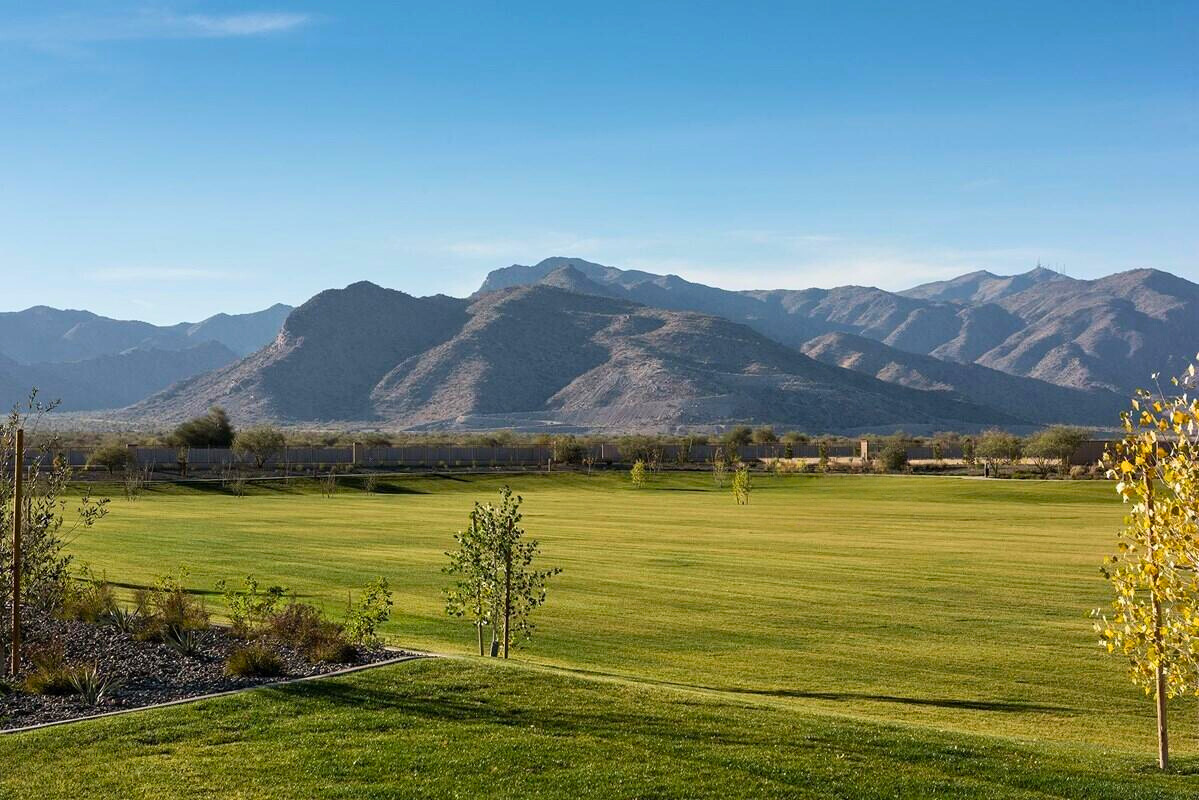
(4, 471), (1198, 796)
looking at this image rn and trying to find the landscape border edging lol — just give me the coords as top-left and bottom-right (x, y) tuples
(1, 651), (437, 736)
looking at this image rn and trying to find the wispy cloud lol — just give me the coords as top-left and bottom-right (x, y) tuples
(90, 267), (231, 282)
(0, 8), (313, 46)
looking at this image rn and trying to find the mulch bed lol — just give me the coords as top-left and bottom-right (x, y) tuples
(0, 609), (407, 731)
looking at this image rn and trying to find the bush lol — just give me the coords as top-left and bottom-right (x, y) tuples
(87, 442), (133, 474)
(266, 601), (352, 660)
(344, 577), (393, 645)
(133, 569), (209, 641)
(879, 435), (911, 473)
(62, 574), (118, 623)
(217, 575), (289, 638)
(309, 639), (358, 664)
(225, 644), (285, 678)
(723, 426), (753, 447)
(169, 407), (234, 448)
(751, 426), (777, 444)
(22, 643), (77, 695)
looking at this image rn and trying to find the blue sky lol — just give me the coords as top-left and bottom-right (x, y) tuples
(1, 1), (1195, 323)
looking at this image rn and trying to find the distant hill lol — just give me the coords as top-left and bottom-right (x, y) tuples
(0, 303), (292, 364)
(129, 281), (1020, 433)
(0, 341), (238, 412)
(800, 331), (1125, 425)
(483, 257), (1199, 395)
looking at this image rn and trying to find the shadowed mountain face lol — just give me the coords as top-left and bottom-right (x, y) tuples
(130, 281), (1020, 433)
(0, 341), (238, 412)
(482, 258), (1199, 394)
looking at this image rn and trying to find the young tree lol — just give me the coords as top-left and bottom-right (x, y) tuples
(630, 459), (647, 488)
(232, 426), (286, 469)
(878, 433), (911, 473)
(711, 448), (728, 488)
(87, 441), (133, 474)
(2, 393), (109, 669)
(169, 406), (235, 448)
(445, 505), (498, 655)
(976, 429), (1023, 475)
(1095, 367), (1199, 770)
(732, 464), (752, 505)
(1026, 426), (1088, 476)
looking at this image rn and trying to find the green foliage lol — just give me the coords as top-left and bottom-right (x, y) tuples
(169, 406), (235, 448)
(217, 575), (289, 638)
(61, 572), (118, 623)
(976, 429), (1023, 471)
(1025, 426), (1088, 476)
(68, 663), (121, 705)
(21, 643), (76, 695)
(233, 426), (286, 469)
(751, 426), (777, 444)
(723, 426), (752, 447)
(878, 434), (911, 473)
(732, 464), (752, 505)
(132, 568), (210, 641)
(1, 392), (109, 644)
(100, 605), (143, 634)
(630, 459), (647, 488)
(225, 644), (285, 678)
(87, 441), (133, 474)
(817, 440), (830, 472)
(344, 577), (393, 645)
(266, 601), (353, 662)
(444, 487), (561, 657)
(550, 435), (586, 465)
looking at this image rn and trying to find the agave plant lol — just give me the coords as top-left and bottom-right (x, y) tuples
(68, 664), (121, 706)
(100, 606), (144, 635)
(163, 625), (201, 656)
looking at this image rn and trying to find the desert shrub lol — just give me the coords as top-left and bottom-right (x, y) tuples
(87, 441), (133, 474)
(1069, 465), (1088, 479)
(217, 575), (289, 638)
(232, 426), (286, 469)
(723, 426), (753, 447)
(363, 474), (380, 493)
(61, 573), (118, 623)
(309, 638), (358, 664)
(133, 569), (209, 641)
(225, 644), (285, 677)
(344, 577), (393, 645)
(751, 426), (777, 444)
(69, 664), (121, 705)
(550, 435), (586, 465)
(266, 601), (350, 659)
(168, 407), (234, 448)
(22, 642), (77, 695)
(879, 435), (911, 473)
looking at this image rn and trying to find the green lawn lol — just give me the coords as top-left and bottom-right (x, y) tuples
(3, 471), (1196, 796)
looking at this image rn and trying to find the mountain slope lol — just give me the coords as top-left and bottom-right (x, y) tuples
(801, 331), (1124, 425)
(483, 257), (1199, 394)
(0, 304), (293, 364)
(0, 342), (238, 412)
(132, 281), (1020, 432)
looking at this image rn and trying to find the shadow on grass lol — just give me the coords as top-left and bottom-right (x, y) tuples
(529, 663), (1072, 715)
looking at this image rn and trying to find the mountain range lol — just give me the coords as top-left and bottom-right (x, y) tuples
(0, 304), (292, 412)
(5, 257), (1195, 433)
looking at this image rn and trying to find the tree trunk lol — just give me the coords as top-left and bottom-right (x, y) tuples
(1146, 471), (1169, 770)
(476, 619), (484, 656)
(503, 547), (512, 659)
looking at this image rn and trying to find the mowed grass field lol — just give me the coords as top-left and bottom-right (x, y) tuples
(4, 471), (1199, 797)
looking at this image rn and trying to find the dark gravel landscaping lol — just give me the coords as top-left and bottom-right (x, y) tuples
(0, 609), (407, 731)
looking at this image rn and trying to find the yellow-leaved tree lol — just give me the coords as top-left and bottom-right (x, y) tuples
(1095, 362), (1199, 770)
